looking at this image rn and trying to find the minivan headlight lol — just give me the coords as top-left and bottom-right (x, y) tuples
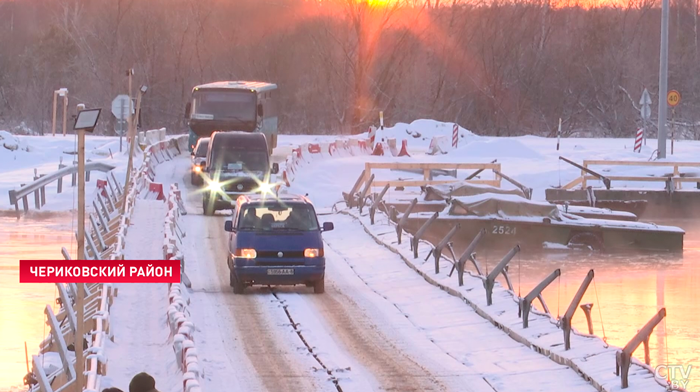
(304, 248), (322, 258)
(235, 248), (257, 258)
(207, 181), (223, 192)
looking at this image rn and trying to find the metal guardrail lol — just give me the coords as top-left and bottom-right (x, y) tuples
(8, 162), (116, 213)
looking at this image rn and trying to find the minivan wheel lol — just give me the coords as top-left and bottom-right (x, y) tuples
(313, 277), (325, 294)
(202, 197), (214, 216)
(231, 273), (245, 294)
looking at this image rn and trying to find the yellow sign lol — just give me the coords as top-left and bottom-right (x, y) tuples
(667, 90), (681, 106)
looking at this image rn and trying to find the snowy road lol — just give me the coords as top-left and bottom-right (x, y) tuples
(144, 155), (602, 391)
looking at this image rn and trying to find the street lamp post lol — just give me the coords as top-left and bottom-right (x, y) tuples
(72, 105), (102, 391)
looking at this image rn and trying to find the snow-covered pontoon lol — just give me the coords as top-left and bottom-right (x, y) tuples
(393, 191), (684, 253)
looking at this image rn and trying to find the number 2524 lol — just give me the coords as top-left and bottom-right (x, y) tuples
(492, 225), (516, 235)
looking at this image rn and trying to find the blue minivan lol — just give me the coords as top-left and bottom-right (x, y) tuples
(224, 194), (334, 294)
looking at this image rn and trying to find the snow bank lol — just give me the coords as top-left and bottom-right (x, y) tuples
(343, 206), (671, 392)
(369, 119), (479, 151)
(278, 137), (374, 191)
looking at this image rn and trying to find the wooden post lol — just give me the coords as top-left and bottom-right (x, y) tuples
(75, 103), (86, 391)
(62, 90), (69, 137)
(52, 91), (58, 136)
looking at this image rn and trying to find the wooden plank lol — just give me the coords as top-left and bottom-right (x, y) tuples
(584, 175), (684, 182)
(366, 162), (501, 170)
(584, 160), (700, 167)
(562, 176), (584, 190)
(372, 179), (500, 188)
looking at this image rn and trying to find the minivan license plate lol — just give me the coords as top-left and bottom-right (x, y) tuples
(267, 268), (294, 275)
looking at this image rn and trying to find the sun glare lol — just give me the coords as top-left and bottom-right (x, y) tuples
(363, 0), (393, 6)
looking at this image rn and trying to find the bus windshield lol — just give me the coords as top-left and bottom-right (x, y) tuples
(192, 90), (256, 123)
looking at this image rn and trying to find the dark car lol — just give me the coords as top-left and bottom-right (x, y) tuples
(224, 194), (334, 294)
(190, 137), (210, 185)
(202, 131), (279, 215)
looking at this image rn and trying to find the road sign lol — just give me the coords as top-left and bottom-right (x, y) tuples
(667, 90), (681, 106)
(111, 94), (134, 120)
(640, 88), (652, 106)
(114, 119), (127, 136)
(640, 105), (651, 120)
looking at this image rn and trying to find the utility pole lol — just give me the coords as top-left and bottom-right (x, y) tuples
(52, 91), (58, 137)
(121, 85), (147, 214)
(75, 103), (86, 392)
(62, 90), (69, 137)
(657, 0), (670, 159)
(72, 104), (102, 392)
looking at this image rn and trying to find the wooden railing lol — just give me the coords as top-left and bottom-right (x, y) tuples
(562, 159), (700, 190)
(362, 162), (502, 189)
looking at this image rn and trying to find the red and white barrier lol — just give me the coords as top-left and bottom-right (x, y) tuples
(452, 123), (459, 148)
(163, 183), (199, 391)
(278, 137), (380, 189)
(634, 128), (643, 153)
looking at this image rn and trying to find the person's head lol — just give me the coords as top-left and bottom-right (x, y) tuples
(129, 372), (156, 392)
(102, 388), (124, 392)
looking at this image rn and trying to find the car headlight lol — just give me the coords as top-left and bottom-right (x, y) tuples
(235, 248), (257, 258)
(257, 182), (274, 194)
(304, 248), (321, 258)
(207, 181), (223, 192)
(194, 166), (202, 173)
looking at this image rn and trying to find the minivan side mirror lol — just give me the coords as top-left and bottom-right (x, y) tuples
(224, 220), (234, 232)
(271, 163), (279, 174)
(185, 102), (191, 119)
(322, 222), (334, 232)
(257, 103), (264, 117)
(190, 151), (195, 157)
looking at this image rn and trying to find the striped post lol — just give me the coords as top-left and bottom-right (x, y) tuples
(634, 128), (643, 153)
(452, 123), (458, 148)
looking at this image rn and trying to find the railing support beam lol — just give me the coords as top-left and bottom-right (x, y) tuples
(616, 308), (666, 389)
(411, 212), (438, 258)
(395, 198), (417, 245)
(519, 269), (561, 328)
(483, 245), (520, 305)
(369, 183), (390, 225)
(433, 224), (460, 274)
(562, 269), (595, 350)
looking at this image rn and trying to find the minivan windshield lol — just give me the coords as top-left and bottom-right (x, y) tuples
(212, 149), (269, 172)
(238, 203), (319, 231)
(195, 140), (209, 157)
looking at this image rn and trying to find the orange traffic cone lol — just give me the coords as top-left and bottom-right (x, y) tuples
(398, 140), (410, 157)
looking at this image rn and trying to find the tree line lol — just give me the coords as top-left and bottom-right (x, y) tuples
(0, 0), (698, 139)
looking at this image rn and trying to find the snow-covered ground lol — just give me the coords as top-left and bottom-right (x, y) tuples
(318, 120), (700, 201)
(0, 132), (135, 213)
(137, 155), (599, 391)
(4, 119), (700, 391)
(99, 199), (179, 392)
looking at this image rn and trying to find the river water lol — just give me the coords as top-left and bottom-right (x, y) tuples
(0, 213), (698, 390)
(0, 214), (75, 391)
(460, 218), (700, 390)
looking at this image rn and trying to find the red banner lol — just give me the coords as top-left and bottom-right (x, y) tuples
(19, 260), (181, 283)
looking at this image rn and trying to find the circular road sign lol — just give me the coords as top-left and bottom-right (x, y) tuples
(667, 90), (681, 107)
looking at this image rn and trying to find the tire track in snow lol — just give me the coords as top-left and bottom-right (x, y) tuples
(169, 156), (330, 391)
(270, 291), (344, 392)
